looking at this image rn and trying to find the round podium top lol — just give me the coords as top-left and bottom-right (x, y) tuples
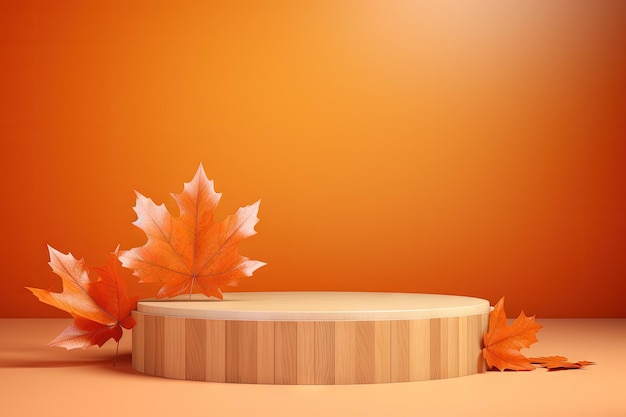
(137, 292), (490, 321)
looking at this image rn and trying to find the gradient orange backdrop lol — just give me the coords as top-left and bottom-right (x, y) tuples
(1, 0), (625, 318)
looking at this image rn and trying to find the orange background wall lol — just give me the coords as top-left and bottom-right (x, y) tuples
(1, 0), (625, 318)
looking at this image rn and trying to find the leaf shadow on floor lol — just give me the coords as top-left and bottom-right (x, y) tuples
(101, 353), (146, 377)
(0, 348), (132, 369)
(0, 357), (115, 368)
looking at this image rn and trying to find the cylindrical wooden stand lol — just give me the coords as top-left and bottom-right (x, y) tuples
(132, 292), (489, 384)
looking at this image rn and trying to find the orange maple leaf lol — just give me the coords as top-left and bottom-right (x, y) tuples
(27, 246), (137, 349)
(482, 297), (542, 371)
(118, 164), (266, 299)
(529, 356), (596, 371)
(528, 355), (568, 364)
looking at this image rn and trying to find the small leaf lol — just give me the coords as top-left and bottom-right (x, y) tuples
(546, 361), (582, 371)
(530, 356), (595, 371)
(529, 356), (568, 364)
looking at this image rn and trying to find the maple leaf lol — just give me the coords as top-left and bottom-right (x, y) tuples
(530, 356), (596, 371)
(482, 297), (542, 371)
(27, 246), (137, 351)
(528, 355), (568, 364)
(118, 164), (266, 299)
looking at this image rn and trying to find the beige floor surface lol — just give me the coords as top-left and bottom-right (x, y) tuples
(1, 318), (624, 417)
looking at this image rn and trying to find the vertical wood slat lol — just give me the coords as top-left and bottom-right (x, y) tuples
(467, 314), (478, 375)
(374, 321), (391, 383)
(225, 321), (239, 383)
(390, 320), (410, 382)
(275, 322), (297, 384)
(430, 318), (441, 380)
(297, 322), (315, 384)
(206, 320), (226, 382)
(335, 321), (357, 384)
(355, 321), (375, 384)
(314, 321), (335, 384)
(257, 321), (275, 384)
(409, 319), (430, 381)
(132, 311), (489, 384)
(142, 314), (156, 376)
(163, 317), (185, 379)
(440, 318), (449, 379)
(238, 321), (257, 383)
(458, 316), (468, 377)
(479, 312), (489, 372)
(185, 319), (206, 381)
(445, 317), (459, 378)
(154, 316), (165, 377)
(131, 311), (144, 373)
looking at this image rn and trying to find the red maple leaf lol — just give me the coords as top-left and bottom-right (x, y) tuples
(27, 246), (137, 351)
(118, 164), (265, 299)
(482, 297), (542, 371)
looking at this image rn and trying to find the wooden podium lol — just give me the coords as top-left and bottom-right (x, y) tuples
(131, 292), (490, 384)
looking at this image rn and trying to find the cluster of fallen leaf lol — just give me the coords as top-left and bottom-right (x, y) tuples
(28, 164), (593, 374)
(483, 297), (594, 372)
(27, 164), (265, 351)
